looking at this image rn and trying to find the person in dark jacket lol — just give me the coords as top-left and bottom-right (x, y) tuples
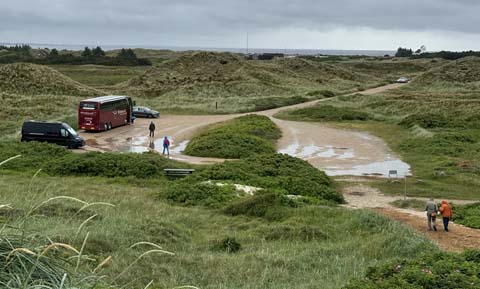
(149, 121), (155, 138)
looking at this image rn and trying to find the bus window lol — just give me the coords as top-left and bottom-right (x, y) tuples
(80, 103), (97, 110)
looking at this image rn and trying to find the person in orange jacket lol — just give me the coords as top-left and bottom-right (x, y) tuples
(439, 200), (453, 232)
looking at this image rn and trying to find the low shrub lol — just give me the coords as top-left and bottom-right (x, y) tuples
(224, 192), (296, 220)
(185, 132), (276, 159)
(453, 202), (480, 229)
(306, 90), (335, 98)
(185, 115), (281, 159)
(400, 112), (450, 129)
(250, 96), (308, 111)
(160, 181), (236, 208)
(0, 141), (191, 178)
(258, 223), (328, 241)
(390, 199), (426, 211)
(343, 250), (480, 289)
(212, 237), (242, 253)
(0, 141), (70, 171)
(47, 151), (175, 178)
(193, 153), (343, 203)
(399, 132), (480, 159)
(280, 105), (371, 122)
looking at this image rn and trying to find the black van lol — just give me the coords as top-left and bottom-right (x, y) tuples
(21, 121), (85, 149)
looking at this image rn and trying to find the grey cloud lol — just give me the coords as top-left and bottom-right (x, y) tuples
(0, 0), (479, 47)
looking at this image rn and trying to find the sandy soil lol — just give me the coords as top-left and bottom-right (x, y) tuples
(342, 184), (479, 252)
(80, 83), (409, 175)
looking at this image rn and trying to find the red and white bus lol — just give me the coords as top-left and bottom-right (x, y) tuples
(78, 95), (134, 131)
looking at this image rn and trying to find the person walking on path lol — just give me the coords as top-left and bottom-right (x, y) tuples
(149, 121), (155, 138)
(162, 136), (170, 156)
(425, 198), (438, 231)
(439, 200), (453, 232)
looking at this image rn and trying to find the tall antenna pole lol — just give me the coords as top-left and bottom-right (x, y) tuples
(246, 32), (249, 55)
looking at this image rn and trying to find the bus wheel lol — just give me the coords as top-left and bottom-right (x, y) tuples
(108, 123), (112, 130)
(104, 124), (108, 131)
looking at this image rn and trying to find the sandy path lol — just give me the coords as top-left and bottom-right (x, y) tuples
(375, 208), (480, 252)
(80, 83), (409, 175)
(341, 184), (479, 252)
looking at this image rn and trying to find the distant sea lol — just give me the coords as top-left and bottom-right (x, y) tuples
(1, 42), (395, 57)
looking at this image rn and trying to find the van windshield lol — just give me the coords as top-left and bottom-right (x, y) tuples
(64, 124), (78, 136)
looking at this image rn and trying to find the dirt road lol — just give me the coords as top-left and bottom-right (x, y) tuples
(80, 83), (409, 175)
(342, 184), (480, 252)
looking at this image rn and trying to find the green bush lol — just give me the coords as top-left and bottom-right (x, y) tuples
(257, 222), (328, 241)
(453, 202), (480, 229)
(185, 114), (281, 158)
(160, 181), (236, 208)
(0, 142), (189, 178)
(400, 113), (450, 129)
(343, 250), (480, 289)
(224, 192), (296, 220)
(280, 105), (371, 122)
(193, 153), (343, 203)
(0, 141), (70, 171)
(306, 90), (335, 98)
(400, 112), (480, 129)
(47, 151), (177, 178)
(399, 132), (480, 158)
(213, 237), (242, 253)
(250, 96), (308, 111)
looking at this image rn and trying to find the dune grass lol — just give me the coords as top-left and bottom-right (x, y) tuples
(0, 170), (435, 289)
(50, 64), (149, 89)
(117, 52), (388, 113)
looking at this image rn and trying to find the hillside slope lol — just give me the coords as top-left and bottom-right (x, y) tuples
(0, 63), (102, 136)
(0, 63), (101, 96)
(414, 57), (480, 84)
(118, 52), (379, 112)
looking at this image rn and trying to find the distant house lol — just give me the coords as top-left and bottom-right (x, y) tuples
(247, 53), (285, 60)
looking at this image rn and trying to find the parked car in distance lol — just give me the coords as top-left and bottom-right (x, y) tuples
(396, 77), (409, 83)
(21, 121), (85, 148)
(133, 106), (160, 118)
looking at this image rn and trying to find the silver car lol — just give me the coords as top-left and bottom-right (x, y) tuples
(396, 77), (409, 83)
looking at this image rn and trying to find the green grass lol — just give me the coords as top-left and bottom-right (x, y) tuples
(390, 199), (426, 211)
(276, 105), (371, 122)
(184, 115), (281, 158)
(0, 171), (435, 289)
(50, 64), (149, 89)
(453, 203), (480, 229)
(343, 250), (480, 289)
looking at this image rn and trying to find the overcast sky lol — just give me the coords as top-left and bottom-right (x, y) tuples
(1, 0), (479, 51)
